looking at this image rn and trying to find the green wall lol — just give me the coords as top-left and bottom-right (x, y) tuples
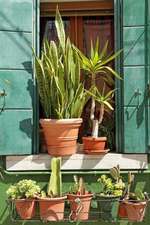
(0, 160), (150, 225)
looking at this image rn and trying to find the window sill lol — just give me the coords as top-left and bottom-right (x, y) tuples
(6, 152), (148, 171)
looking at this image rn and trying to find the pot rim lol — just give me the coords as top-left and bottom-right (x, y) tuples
(40, 118), (82, 124)
(13, 198), (35, 202)
(123, 200), (147, 205)
(38, 196), (67, 201)
(67, 193), (93, 198)
(95, 194), (121, 199)
(82, 137), (107, 141)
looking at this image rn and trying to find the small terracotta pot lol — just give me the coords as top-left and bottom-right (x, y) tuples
(39, 196), (67, 221)
(40, 119), (82, 156)
(118, 202), (128, 218)
(15, 199), (35, 219)
(67, 193), (93, 221)
(124, 201), (147, 222)
(82, 137), (107, 154)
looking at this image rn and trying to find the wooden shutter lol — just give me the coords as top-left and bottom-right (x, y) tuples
(0, 0), (39, 155)
(115, 0), (150, 153)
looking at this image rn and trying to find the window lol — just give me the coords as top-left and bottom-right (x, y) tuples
(3, 0), (149, 169)
(40, 0), (116, 152)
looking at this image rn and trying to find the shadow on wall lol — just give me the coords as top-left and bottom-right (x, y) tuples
(19, 118), (32, 139)
(125, 88), (149, 129)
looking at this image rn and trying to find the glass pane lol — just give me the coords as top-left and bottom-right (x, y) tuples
(83, 16), (114, 55)
(43, 17), (70, 42)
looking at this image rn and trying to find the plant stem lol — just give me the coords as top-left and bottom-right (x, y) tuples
(90, 97), (95, 121)
(90, 72), (97, 138)
(91, 119), (99, 138)
(98, 104), (104, 124)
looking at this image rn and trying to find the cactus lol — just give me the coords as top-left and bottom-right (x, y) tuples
(110, 165), (120, 182)
(47, 157), (62, 197)
(126, 172), (134, 199)
(78, 177), (85, 195)
(70, 176), (86, 195)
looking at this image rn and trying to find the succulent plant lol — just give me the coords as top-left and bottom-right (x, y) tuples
(97, 166), (125, 197)
(6, 179), (41, 199)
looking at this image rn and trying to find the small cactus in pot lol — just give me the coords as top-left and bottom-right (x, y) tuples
(121, 172), (148, 222)
(39, 157), (67, 222)
(96, 165), (125, 222)
(67, 175), (93, 221)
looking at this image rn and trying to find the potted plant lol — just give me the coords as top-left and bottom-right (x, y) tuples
(34, 8), (91, 156)
(67, 175), (93, 221)
(96, 165), (125, 222)
(39, 157), (67, 221)
(6, 179), (41, 219)
(74, 40), (122, 154)
(120, 172), (148, 222)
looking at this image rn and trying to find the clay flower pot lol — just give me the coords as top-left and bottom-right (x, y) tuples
(39, 196), (67, 221)
(124, 200), (147, 222)
(118, 201), (128, 218)
(40, 119), (82, 156)
(67, 193), (93, 221)
(15, 199), (35, 219)
(82, 137), (108, 154)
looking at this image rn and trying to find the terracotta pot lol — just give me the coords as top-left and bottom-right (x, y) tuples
(118, 202), (128, 218)
(15, 199), (35, 219)
(124, 200), (147, 222)
(82, 137), (108, 154)
(40, 119), (82, 156)
(39, 196), (67, 221)
(67, 193), (93, 221)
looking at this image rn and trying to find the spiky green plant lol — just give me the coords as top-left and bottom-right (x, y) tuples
(74, 40), (122, 138)
(47, 157), (62, 197)
(69, 175), (87, 195)
(125, 172), (148, 201)
(34, 8), (90, 119)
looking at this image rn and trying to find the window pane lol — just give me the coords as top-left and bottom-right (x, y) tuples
(83, 16), (114, 55)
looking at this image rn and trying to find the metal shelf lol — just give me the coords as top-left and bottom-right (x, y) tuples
(7, 198), (149, 223)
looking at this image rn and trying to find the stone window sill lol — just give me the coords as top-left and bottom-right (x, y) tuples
(6, 152), (148, 171)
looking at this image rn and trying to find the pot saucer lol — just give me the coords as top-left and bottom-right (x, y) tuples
(84, 149), (110, 155)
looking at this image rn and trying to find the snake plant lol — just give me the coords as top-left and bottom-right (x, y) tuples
(34, 8), (90, 119)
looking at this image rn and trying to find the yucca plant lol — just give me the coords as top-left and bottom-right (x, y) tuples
(34, 8), (90, 119)
(74, 40), (122, 138)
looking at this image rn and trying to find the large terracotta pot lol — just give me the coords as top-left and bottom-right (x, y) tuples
(40, 119), (82, 156)
(82, 137), (108, 154)
(67, 193), (93, 221)
(15, 199), (35, 219)
(39, 196), (67, 222)
(124, 200), (147, 222)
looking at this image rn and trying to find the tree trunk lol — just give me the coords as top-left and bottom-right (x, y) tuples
(91, 119), (99, 138)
